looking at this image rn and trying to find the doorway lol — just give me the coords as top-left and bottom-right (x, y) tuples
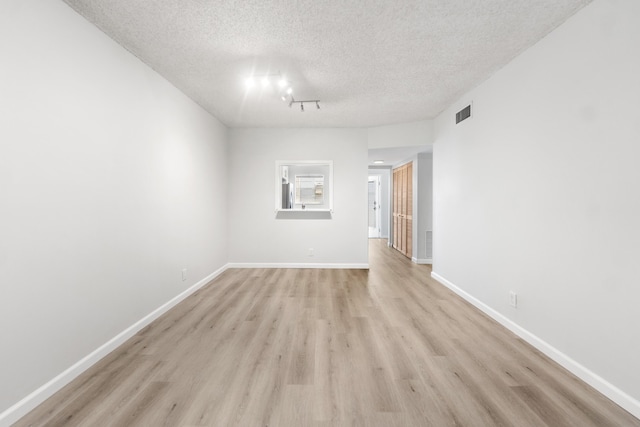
(368, 175), (381, 238)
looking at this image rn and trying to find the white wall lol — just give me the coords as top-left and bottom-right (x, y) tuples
(229, 129), (368, 267)
(416, 153), (433, 262)
(368, 120), (434, 149)
(432, 0), (640, 416)
(0, 0), (228, 417)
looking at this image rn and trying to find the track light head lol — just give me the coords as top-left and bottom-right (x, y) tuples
(244, 73), (322, 115)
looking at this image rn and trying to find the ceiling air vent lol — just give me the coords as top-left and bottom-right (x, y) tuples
(456, 104), (471, 124)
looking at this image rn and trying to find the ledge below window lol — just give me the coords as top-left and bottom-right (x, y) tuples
(275, 209), (333, 220)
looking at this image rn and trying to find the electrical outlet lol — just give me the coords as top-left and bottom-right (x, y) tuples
(182, 268), (187, 282)
(308, 248), (314, 257)
(509, 291), (518, 308)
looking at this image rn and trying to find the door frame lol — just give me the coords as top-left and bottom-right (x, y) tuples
(368, 175), (381, 238)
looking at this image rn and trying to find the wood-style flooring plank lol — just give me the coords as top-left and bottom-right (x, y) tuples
(14, 239), (640, 427)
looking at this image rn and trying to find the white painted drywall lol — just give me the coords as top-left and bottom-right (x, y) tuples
(433, 0), (640, 414)
(367, 168), (391, 238)
(416, 153), (433, 262)
(367, 120), (434, 149)
(0, 0), (228, 415)
(228, 129), (368, 266)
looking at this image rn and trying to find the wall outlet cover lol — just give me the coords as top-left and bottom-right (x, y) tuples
(509, 291), (518, 308)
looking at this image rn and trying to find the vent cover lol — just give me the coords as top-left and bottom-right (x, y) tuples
(456, 105), (471, 124)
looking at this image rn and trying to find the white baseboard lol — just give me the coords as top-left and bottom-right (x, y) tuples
(411, 257), (432, 265)
(227, 262), (369, 269)
(0, 264), (229, 427)
(430, 271), (640, 420)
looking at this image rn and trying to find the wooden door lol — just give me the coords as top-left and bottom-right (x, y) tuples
(393, 168), (399, 250)
(405, 162), (413, 258)
(392, 162), (412, 259)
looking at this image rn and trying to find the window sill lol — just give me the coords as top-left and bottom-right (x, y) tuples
(275, 209), (333, 219)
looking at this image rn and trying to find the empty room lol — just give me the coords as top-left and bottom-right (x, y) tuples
(1, 0), (639, 425)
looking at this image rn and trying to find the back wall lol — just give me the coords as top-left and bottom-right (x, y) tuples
(228, 128), (368, 267)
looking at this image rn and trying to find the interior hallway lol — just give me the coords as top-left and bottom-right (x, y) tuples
(15, 239), (640, 426)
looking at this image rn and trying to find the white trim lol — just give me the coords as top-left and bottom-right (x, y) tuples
(430, 271), (640, 420)
(0, 264), (229, 427)
(367, 175), (382, 239)
(411, 257), (432, 265)
(227, 262), (369, 269)
(275, 209), (332, 212)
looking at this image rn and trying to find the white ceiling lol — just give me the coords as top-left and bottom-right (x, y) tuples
(62, 0), (591, 128)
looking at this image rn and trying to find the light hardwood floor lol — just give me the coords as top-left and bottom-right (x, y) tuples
(15, 239), (640, 426)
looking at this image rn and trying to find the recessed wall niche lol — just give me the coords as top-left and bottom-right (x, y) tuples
(275, 160), (333, 219)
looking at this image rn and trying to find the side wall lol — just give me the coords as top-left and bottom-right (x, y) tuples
(0, 0), (228, 418)
(416, 153), (433, 263)
(432, 0), (640, 416)
(228, 129), (368, 267)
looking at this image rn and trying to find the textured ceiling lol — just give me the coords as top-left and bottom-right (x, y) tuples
(62, 0), (591, 128)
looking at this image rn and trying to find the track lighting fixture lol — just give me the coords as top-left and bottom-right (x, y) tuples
(244, 72), (320, 112)
(288, 96), (321, 112)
